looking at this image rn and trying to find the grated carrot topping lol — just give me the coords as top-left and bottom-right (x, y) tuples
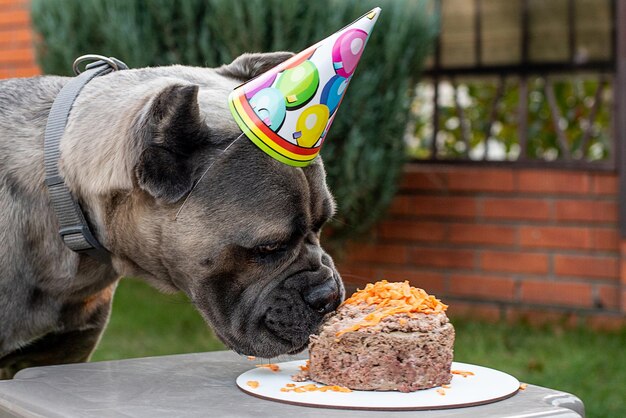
(255, 363), (280, 372)
(246, 356), (256, 360)
(246, 380), (259, 389)
(336, 280), (448, 336)
(280, 383), (352, 393)
(441, 384), (451, 389)
(436, 388), (446, 396)
(451, 370), (475, 378)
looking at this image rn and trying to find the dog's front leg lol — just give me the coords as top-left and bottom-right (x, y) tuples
(0, 326), (107, 379)
(0, 284), (115, 379)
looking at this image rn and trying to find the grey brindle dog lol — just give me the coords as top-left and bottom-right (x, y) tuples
(0, 52), (344, 379)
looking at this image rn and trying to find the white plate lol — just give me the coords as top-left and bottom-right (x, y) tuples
(236, 360), (520, 410)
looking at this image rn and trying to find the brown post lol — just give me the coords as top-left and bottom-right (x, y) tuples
(616, 0), (626, 313)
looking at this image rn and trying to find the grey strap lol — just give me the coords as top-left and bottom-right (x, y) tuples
(44, 56), (128, 264)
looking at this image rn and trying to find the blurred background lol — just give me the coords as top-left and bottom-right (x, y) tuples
(1, 0), (625, 416)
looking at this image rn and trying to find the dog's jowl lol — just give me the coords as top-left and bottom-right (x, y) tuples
(0, 52), (344, 378)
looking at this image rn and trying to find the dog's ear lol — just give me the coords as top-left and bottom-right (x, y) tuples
(135, 84), (209, 203)
(216, 52), (294, 82)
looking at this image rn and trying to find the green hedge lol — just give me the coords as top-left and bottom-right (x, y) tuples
(31, 0), (437, 248)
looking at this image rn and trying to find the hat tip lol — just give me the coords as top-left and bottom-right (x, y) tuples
(364, 7), (381, 22)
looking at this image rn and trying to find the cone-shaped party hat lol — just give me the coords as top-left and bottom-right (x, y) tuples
(228, 8), (381, 167)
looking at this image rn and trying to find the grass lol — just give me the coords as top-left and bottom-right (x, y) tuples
(92, 278), (225, 360)
(94, 279), (625, 418)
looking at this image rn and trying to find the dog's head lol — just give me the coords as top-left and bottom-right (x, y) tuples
(102, 52), (344, 357)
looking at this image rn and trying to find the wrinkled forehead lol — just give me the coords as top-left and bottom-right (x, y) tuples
(188, 144), (332, 245)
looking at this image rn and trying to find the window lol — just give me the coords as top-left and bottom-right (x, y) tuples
(407, 0), (617, 169)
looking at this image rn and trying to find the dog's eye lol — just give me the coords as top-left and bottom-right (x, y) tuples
(255, 243), (287, 256)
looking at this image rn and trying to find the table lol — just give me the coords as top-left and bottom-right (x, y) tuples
(0, 351), (584, 417)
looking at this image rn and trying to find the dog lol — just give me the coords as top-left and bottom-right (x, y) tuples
(0, 52), (344, 379)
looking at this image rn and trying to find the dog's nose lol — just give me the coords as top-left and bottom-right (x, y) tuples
(303, 279), (340, 314)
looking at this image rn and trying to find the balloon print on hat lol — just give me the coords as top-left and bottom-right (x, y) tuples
(332, 29), (368, 78)
(321, 75), (350, 116)
(249, 87), (286, 131)
(293, 104), (330, 148)
(276, 60), (320, 109)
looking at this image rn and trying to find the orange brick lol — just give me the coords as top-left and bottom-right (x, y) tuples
(520, 280), (593, 308)
(399, 170), (446, 191)
(0, 67), (13, 78)
(592, 229), (619, 251)
(448, 168), (515, 192)
(554, 200), (617, 223)
(378, 220), (446, 242)
(554, 254), (619, 280)
(346, 244), (408, 265)
(11, 65), (39, 77)
(448, 274), (515, 300)
(446, 301), (502, 322)
(449, 223), (516, 246)
(596, 284), (620, 310)
(0, 47), (34, 63)
(517, 170), (590, 194)
(481, 250), (548, 274)
(377, 269), (446, 294)
(410, 247), (475, 269)
(591, 173), (618, 195)
(0, 65), (40, 79)
(0, 27), (33, 44)
(482, 198), (550, 221)
(388, 195), (411, 215)
(519, 226), (591, 250)
(0, 9), (29, 26)
(621, 243), (626, 286)
(0, 0), (28, 7)
(410, 196), (477, 218)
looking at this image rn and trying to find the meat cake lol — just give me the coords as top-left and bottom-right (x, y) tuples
(305, 281), (454, 392)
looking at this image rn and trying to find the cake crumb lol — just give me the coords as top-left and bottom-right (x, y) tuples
(436, 388), (446, 396)
(451, 370), (475, 378)
(519, 383), (528, 390)
(255, 363), (280, 372)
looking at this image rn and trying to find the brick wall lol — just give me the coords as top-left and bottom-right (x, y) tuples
(338, 164), (625, 329)
(0, 0), (39, 78)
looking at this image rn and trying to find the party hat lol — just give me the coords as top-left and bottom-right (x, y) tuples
(228, 8), (381, 167)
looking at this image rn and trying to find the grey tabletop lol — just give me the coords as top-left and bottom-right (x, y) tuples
(0, 350), (584, 418)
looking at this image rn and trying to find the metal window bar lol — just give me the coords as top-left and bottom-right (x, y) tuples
(416, 0), (619, 171)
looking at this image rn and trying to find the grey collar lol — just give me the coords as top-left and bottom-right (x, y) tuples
(43, 55), (128, 264)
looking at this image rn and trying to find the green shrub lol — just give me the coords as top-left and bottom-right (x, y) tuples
(31, 0), (437, 248)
